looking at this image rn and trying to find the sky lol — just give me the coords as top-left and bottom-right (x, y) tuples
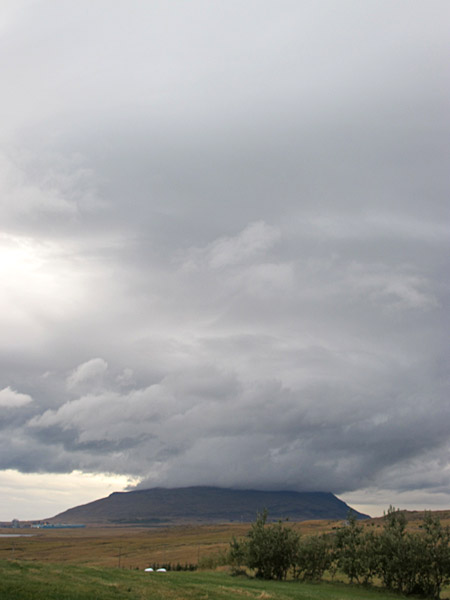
(0, 0), (449, 521)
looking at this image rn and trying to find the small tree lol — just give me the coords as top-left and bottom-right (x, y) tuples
(228, 535), (247, 573)
(357, 528), (379, 585)
(294, 533), (332, 581)
(243, 510), (300, 580)
(334, 511), (368, 584)
(376, 506), (421, 595)
(416, 512), (450, 599)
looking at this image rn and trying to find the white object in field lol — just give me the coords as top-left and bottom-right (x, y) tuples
(144, 568), (154, 572)
(156, 568), (167, 572)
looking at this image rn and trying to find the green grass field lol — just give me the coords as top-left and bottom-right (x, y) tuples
(0, 560), (405, 600)
(2, 516), (449, 599)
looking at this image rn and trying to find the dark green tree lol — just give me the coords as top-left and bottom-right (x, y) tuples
(416, 512), (450, 599)
(376, 506), (421, 595)
(244, 510), (300, 580)
(294, 533), (332, 581)
(228, 535), (247, 572)
(334, 511), (368, 584)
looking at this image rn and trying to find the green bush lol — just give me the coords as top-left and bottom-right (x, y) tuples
(229, 510), (299, 580)
(227, 507), (450, 597)
(294, 533), (332, 581)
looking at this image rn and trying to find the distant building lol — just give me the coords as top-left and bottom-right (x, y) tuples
(31, 523), (86, 529)
(11, 519), (20, 528)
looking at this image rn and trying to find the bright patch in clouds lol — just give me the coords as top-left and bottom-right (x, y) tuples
(0, 234), (85, 323)
(0, 470), (140, 521)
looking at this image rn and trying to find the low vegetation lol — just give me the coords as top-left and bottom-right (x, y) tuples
(0, 523), (248, 568)
(2, 510), (450, 599)
(229, 508), (450, 599)
(0, 559), (406, 600)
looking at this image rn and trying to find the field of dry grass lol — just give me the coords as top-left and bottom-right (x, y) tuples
(0, 520), (339, 568)
(368, 509), (450, 532)
(1, 510), (448, 570)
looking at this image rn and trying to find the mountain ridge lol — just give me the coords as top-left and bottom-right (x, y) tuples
(48, 486), (369, 524)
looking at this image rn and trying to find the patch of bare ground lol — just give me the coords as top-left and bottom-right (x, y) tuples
(219, 587), (272, 598)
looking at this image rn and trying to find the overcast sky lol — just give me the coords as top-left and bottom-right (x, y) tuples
(0, 0), (449, 521)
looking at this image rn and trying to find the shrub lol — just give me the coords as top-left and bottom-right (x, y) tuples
(294, 533), (332, 581)
(229, 510), (300, 580)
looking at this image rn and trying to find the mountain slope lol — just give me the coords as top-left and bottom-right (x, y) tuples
(48, 486), (369, 524)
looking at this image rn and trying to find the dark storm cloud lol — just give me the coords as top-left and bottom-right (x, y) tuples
(0, 0), (449, 509)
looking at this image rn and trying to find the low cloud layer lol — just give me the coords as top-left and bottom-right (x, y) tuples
(0, 1), (449, 514)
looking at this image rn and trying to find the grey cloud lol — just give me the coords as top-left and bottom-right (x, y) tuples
(0, 150), (104, 240)
(0, 1), (449, 512)
(66, 358), (109, 392)
(0, 353), (444, 496)
(182, 221), (281, 270)
(0, 387), (32, 408)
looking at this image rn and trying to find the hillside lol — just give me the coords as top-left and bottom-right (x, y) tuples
(369, 509), (450, 532)
(48, 486), (369, 524)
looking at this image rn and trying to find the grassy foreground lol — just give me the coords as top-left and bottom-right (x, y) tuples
(0, 560), (403, 600)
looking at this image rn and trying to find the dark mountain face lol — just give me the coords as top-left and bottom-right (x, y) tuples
(48, 487), (369, 524)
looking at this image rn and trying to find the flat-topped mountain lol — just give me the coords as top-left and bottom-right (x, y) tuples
(48, 486), (369, 524)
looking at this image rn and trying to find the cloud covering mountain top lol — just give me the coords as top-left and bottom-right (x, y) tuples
(0, 0), (449, 518)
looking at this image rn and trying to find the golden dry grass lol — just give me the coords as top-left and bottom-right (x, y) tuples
(0, 521), (335, 568)
(1, 511), (448, 569)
